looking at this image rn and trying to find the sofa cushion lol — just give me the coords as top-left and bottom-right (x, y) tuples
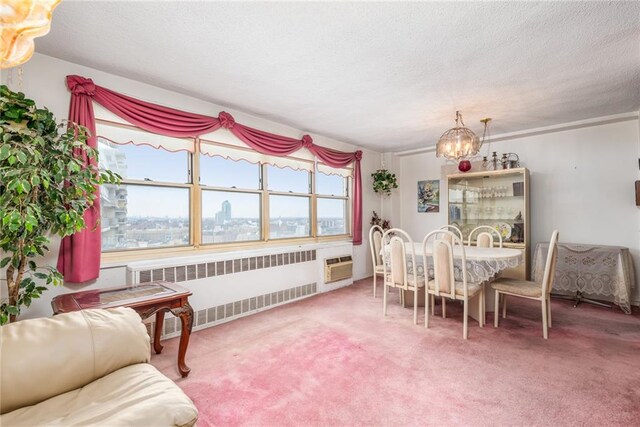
(0, 363), (198, 427)
(1, 307), (150, 414)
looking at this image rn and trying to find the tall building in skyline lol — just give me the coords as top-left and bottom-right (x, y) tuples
(222, 200), (231, 221)
(215, 200), (232, 224)
(100, 140), (129, 249)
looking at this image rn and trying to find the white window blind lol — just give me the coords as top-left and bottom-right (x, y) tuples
(200, 139), (315, 173)
(95, 122), (195, 153)
(317, 162), (353, 177)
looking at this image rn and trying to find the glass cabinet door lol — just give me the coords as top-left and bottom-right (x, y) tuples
(448, 170), (526, 247)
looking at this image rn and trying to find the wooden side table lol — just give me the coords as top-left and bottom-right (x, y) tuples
(51, 281), (194, 377)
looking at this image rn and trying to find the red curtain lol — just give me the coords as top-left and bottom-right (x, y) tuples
(59, 75), (363, 283)
(56, 78), (100, 282)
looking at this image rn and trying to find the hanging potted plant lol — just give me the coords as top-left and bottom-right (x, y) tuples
(371, 169), (398, 196)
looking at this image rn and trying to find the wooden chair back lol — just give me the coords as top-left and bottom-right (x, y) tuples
(440, 225), (463, 243)
(369, 225), (384, 269)
(382, 228), (418, 291)
(541, 230), (560, 296)
(468, 225), (503, 248)
(422, 230), (468, 298)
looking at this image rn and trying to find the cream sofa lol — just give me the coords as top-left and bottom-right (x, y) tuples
(0, 307), (198, 426)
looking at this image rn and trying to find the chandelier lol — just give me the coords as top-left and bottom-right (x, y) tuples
(0, 0), (61, 69)
(436, 111), (491, 160)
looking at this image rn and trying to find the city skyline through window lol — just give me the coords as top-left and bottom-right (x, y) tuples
(98, 138), (189, 184)
(98, 122), (350, 251)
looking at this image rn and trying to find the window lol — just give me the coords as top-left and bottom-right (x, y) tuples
(269, 195), (311, 239)
(200, 155), (260, 189)
(266, 165), (310, 193)
(266, 165), (311, 240)
(201, 191), (261, 243)
(98, 129), (192, 252)
(316, 170), (349, 236)
(98, 121), (352, 254)
(317, 198), (347, 236)
(200, 156), (262, 244)
(99, 142), (189, 183)
(101, 184), (190, 250)
(316, 172), (346, 196)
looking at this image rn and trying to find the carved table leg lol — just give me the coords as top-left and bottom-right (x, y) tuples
(171, 302), (194, 377)
(153, 310), (165, 354)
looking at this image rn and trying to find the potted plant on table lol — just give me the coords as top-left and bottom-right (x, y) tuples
(0, 85), (120, 324)
(370, 211), (391, 231)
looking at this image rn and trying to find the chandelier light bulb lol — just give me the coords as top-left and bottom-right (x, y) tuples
(435, 111), (491, 161)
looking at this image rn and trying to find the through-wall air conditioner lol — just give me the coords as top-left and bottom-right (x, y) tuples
(324, 255), (353, 283)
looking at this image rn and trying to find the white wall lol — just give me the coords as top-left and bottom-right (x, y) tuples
(1, 53), (381, 320)
(397, 117), (640, 303)
(5, 52), (637, 316)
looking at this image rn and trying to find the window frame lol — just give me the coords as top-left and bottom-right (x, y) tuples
(98, 120), (353, 259)
(316, 196), (350, 237)
(315, 170), (350, 237)
(98, 121), (194, 253)
(199, 156), (264, 244)
(265, 163), (312, 240)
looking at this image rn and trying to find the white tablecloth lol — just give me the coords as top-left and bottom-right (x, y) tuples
(384, 244), (523, 285)
(533, 242), (635, 314)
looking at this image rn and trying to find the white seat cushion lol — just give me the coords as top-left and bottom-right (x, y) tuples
(408, 276), (426, 287)
(385, 275), (425, 288)
(492, 278), (542, 298)
(0, 363), (198, 427)
(375, 265), (384, 274)
(428, 280), (482, 297)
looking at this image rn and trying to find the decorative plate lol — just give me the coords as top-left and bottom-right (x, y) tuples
(493, 222), (512, 240)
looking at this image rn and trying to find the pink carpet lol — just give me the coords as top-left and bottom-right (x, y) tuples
(152, 278), (640, 426)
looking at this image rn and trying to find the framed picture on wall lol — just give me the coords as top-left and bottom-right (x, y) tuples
(418, 180), (439, 213)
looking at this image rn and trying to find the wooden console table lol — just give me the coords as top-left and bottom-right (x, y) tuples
(51, 281), (194, 377)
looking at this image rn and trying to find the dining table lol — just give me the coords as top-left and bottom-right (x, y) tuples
(383, 243), (524, 320)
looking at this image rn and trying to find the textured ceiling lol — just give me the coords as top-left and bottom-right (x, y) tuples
(37, 1), (640, 152)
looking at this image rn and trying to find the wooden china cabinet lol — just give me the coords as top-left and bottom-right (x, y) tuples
(447, 167), (530, 280)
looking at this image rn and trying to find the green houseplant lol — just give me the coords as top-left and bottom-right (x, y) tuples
(0, 85), (120, 324)
(371, 169), (398, 196)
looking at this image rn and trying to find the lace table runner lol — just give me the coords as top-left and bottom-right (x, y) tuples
(533, 243), (635, 314)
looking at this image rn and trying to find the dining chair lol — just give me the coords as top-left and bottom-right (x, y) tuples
(492, 230), (559, 339)
(382, 228), (424, 324)
(439, 225), (463, 243)
(468, 225), (503, 248)
(422, 230), (484, 339)
(368, 225), (385, 298)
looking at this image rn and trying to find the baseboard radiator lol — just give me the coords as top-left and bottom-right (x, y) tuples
(134, 249), (317, 284)
(129, 249), (320, 341)
(144, 282), (318, 341)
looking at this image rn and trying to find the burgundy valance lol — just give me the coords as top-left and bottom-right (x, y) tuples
(58, 75), (363, 283)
